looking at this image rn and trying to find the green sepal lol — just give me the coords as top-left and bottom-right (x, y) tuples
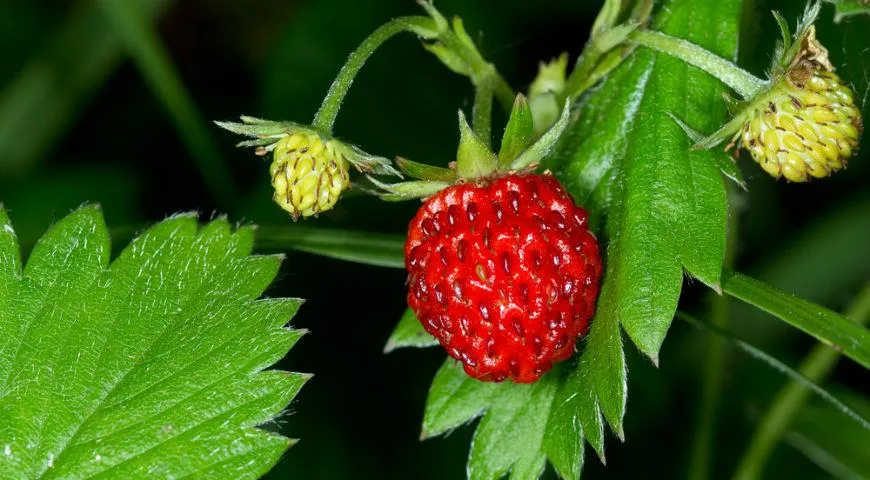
(668, 108), (748, 151)
(450, 17), (479, 64)
(335, 143), (402, 177)
(217, 115), (401, 177)
(215, 116), (320, 150)
(666, 114), (747, 190)
(510, 100), (572, 171)
(365, 176), (451, 201)
(403, 16), (441, 40)
(456, 110), (499, 179)
(423, 42), (472, 77)
(395, 157), (458, 182)
(498, 94), (535, 166)
(774, 2), (822, 76)
(595, 22), (643, 54)
(772, 10), (792, 53)
(721, 91), (746, 116)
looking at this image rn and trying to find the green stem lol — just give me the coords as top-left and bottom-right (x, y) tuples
(472, 75), (494, 146)
(629, 29), (767, 99)
(722, 271), (870, 370)
(97, 0), (238, 210)
(437, 28), (514, 113)
(563, 0), (652, 102)
(732, 283), (870, 480)
(688, 190), (739, 480)
(312, 16), (434, 133)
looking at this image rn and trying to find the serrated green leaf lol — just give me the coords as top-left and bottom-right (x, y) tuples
(544, 361), (600, 478)
(422, 359), (606, 480)
(550, 0), (738, 358)
(384, 308), (438, 352)
(0, 206), (306, 479)
(584, 265), (628, 438)
(422, 361), (499, 440)
(468, 374), (558, 480)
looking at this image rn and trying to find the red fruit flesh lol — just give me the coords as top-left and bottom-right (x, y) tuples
(405, 173), (602, 383)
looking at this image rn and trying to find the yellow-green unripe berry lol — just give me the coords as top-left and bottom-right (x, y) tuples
(740, 68), (862, 182)
(270, 133), (350, 219)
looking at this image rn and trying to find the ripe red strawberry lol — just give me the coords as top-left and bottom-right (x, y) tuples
(405, 173), (602, 383)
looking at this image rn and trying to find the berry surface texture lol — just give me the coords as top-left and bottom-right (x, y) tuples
(405, 173), (602, 383)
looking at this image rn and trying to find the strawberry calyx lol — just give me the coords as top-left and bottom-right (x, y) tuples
(216, 116), (400, 177)
(369, 94), (573, 201)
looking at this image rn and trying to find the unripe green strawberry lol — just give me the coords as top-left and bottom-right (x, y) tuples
(740, 68), (862, 182)
(270, 133), (350, 219)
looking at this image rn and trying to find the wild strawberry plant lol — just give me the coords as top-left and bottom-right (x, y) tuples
(2, 0), (870, 479)
(221, 0), (869, 478)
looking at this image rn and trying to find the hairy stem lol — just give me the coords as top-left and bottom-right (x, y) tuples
(472, 75), (494, 147)
(312, 16), (434, 132)
(732, 283), (870, 480)
(629, 29), (767, 99)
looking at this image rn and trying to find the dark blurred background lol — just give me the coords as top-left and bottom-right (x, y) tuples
(1, 0), (868, 478)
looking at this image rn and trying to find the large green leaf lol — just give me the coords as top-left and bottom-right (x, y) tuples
(593, 0), (737, 360)
(0, 206), (306, 478)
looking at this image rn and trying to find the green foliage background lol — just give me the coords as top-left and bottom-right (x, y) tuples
(0, 0), (868, 478)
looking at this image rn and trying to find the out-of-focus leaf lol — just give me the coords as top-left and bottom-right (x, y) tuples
(255, 225), (405, 269)
(0, 0), (171, 176)
(97, 0), (238, 210)
(0, 206), (306, 478)
(678, 312), (870, 433)
(785, 393), (870, 479)
(757, 193), (870, 305)
(822, 0), (870, 22)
